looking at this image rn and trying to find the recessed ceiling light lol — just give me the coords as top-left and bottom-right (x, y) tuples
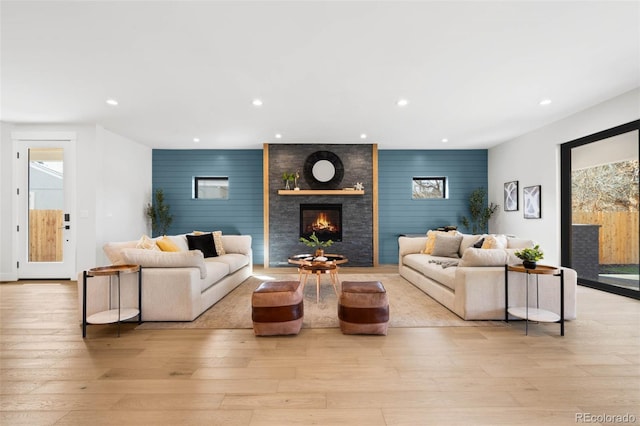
(396, 99), (409, 107)
(252, 99), (263, 107)
(275, 133), (282, 139)
(193, 138), (200, 143)
(105, 99), (118, 106)
(360, 133), (367, 139)
(441, 138), (449, 143)
(539, 99), (552, 106)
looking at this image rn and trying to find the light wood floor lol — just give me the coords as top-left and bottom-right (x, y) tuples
(1, 267), (639, 425)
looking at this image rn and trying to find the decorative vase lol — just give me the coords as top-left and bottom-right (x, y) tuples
(523, 260), (537, 269)
(315, 248), (324, 257)
(285, 180), (291, 190)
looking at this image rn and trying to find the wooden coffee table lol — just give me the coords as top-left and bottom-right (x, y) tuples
(288, 254), (348, 302)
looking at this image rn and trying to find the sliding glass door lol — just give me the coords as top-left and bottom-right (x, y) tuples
(561, 120), (639, 299)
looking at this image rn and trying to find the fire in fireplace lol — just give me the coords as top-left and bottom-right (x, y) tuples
(300, 204), (342, 242)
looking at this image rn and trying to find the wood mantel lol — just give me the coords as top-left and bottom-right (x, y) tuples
(277, 189), (364, 196)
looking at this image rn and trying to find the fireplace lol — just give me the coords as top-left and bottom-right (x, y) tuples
(300, 204), (342, 242)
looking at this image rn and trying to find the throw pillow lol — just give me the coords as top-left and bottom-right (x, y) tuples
(458, 248), (508, 267)
(212, 230), (226, 255)
(156, 236), (181, 252)
(136, 234), (158, 250)
(423, 230), (458, 254)
(431, 233), (464, 258)
(481, 234), (508, 250)
(473, 237), (485, 248)
(193, 230), (226, 255)
(186, 233), (217, 258)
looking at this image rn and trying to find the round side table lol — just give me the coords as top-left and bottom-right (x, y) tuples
(82, 264), (142, 338)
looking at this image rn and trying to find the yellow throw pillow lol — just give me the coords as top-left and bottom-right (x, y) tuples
(156, 236), (181, 252)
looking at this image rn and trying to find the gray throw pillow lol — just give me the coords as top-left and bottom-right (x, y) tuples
(431, 233), (464, 258)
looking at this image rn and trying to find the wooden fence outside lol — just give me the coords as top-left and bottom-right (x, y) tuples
(573, 211), (639, 265)
(29, 209), (63, 262)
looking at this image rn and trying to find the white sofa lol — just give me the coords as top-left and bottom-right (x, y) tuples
(398, 232), (577, 321)
(78, 233), (252, 322)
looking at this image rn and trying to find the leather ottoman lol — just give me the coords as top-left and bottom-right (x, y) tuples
(252, 281), (304, 336)
(338, 281), (389, 335)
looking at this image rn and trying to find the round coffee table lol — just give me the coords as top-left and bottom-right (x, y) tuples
(288, 254), (348, 302)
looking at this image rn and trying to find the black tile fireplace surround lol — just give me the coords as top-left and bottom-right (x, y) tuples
(267, 144), (374, 267)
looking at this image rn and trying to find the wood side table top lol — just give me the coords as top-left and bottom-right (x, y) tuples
(87, 264), (140, 276)
(507, 264), (559, 275)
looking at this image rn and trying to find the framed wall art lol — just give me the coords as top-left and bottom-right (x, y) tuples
(523, 185), (541, 219)
(503, 180), (518, 211)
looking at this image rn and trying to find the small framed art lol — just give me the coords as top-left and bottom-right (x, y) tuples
(504, 181), (518, 211)
(523, 185), (541, 219)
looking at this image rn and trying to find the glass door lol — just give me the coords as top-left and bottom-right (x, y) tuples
(561, 121), (639, 299)
(15, 136), (76, 279)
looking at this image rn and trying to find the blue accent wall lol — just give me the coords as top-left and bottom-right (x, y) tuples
(377, 150), (488, 264)
(152, 149), (487, 266)
(152, 150), (264, 263)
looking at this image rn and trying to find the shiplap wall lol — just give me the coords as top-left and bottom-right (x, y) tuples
(152, 150), (264, 263)
(152, 149), (487, 265)
(377, 150), (488, 263)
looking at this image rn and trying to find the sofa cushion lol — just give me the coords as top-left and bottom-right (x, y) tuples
(120, 248), (207, 279)
(431, 233), (463, 258)
(186, 233), (217, 258)
(103, 240), (138, 264)
(403, 254), (457, 290)
(201, 261), (231, 292)
(507, 237), (535, 249)
(208, 253), (249, 274)
(458, 248), (507, 267)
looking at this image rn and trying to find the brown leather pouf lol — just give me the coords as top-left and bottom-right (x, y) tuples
(252, 281), (304, 336)
(338, 281), (389, 335)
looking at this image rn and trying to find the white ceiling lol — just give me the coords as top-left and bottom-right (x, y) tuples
(2, 1), (639, 150)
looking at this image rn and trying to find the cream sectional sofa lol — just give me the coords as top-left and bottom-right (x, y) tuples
(78, 233), (252, 322)
(398, 232), (577, 320)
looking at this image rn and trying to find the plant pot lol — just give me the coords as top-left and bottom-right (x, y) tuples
(315, 248), (324, 257)
(523, 260), (537, 270)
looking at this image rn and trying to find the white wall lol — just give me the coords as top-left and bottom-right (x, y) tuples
(0, 122), (16, 281)
(94, 126), (152, 266)
(488, 88), (640, 265)
(0, 123), (151, 281)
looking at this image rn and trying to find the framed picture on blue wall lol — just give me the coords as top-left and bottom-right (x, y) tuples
(504, 181), (518, 211)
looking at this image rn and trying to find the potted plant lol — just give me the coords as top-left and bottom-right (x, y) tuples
(146, 188), (174, 236)
(299, 232), (334, 257)
(515, 245), (544, 269)
(282, 172), (296, 190)
(460, 187), (499, 234)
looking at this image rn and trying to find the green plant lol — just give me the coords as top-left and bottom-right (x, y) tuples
(515, 245), (544, 262)
(146, 188), (174, 236)
(460, 187), (499, 234)
(299, 232), (333, 248)
(282, 172), (296, 183)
